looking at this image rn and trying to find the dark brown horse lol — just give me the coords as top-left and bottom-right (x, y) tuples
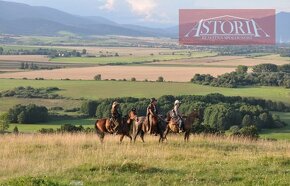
(95, 109), (136, 143)
(132, 113), (166, 143)
(163, 110), (199, 141)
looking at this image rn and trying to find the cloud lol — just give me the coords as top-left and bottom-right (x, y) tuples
(126, 0), (157, 19)
(192, 0), (290, 12)
(99, 0), (115, 11)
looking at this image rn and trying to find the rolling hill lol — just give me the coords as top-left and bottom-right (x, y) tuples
(0, 0), (173, 37)
(0, 0), (289, 42)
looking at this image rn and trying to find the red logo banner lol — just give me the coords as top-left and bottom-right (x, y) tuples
(179, 9), (276, 45)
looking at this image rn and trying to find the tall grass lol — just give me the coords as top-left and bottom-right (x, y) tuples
(0, 134), (289, 185)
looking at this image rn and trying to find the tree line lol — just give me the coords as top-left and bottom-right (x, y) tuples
(0, 47), (86, 58)
(3, 93), (288, 133)
(213, 45), (290, 57)
(191, 64), (290, 88)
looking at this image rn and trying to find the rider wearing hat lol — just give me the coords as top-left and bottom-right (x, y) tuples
(111, 101), (122, 133)
(147, 98), (158, 134)
(170, 100), (184, 132)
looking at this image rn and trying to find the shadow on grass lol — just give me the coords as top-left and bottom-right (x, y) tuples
(78, 162), (181, 175)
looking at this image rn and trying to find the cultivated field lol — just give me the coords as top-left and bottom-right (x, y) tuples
(0, 55), (49, 62)
(0, 66), (235, 81)
(151, 54), (290, 67)
(0, 134), (289, 185)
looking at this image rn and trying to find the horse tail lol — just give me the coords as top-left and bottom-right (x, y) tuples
(94, 119), (105, 142)
(94, 119), (99, 130)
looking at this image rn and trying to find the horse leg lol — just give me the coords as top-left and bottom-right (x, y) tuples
(133, 132), (138, 143)
(133, 129), (141, 143)
(184, 130), (190, 142)
(120, 135), (125, 143)
(140, 131), (145, 143)
(96, 127), (105, 143)
(161, 126), (170, 143)
(126, 134), (132, 143)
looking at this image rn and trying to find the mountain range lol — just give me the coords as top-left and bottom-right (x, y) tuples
(0, 0), (289, 42)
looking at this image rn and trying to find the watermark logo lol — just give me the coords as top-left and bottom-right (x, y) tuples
(179, 9), (276, 45)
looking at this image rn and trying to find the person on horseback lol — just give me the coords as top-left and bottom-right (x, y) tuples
(147, 98), (158, 134)
(169, 100), (184, 133)
(111, 101), (122, 134)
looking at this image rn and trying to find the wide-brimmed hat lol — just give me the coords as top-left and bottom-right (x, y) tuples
(150, 98), (157, 103)
(174, 100), (181, 105)
(112, 101), (119, 107)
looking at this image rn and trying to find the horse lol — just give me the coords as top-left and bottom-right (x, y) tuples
(162, 110), (199, 142)
(132, 113), (166, 143)
(94, 109), (136, 143)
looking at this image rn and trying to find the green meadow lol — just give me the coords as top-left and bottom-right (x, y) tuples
(0, 79), (289, 103)
(0, 134), (289, 185)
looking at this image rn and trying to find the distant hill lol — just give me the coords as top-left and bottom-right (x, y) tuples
(0, 0), (173, 37)
(0, 0), (289, 42)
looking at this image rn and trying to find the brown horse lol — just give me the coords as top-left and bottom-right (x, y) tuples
(163, 110), (199, 142)
(94, 109), (136, 143)
(132, 113), (166, 143)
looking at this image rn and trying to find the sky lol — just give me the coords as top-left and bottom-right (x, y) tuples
(4, 0), (290, 27)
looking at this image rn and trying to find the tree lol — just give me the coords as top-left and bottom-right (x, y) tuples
(242, 115), (252, 127)
(0, 112), (9, 132)
(17, 111), (26, 124)
(81, 100), (98, 117)
(157, 76), (164, 82)
(252, 64), (278, 73)
(82, 49), (87, 55)
(131, 77), (136, 81)
(236, 65), (248, 74)
(279, 64), (290, 73)
(0, 47), (3, 55)
(7, 104), (48, 124)
(259, 112), (273, 128)
(13, 126), (19, 135)
(94, 74), (102, 81)
(203, 104), (239, 131)
(238, 126), (259, 139)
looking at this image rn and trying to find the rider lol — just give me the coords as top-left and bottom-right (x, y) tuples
(147, 98), (158, 134)
(111, 101), (122, 133)
(170, 100), (184, 133)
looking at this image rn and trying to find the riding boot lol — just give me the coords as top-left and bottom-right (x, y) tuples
(178, 122), (183, 133)
(181, 122), (185, 132)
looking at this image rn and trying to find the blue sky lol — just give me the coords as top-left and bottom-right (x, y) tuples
(4, 0), (290, 27)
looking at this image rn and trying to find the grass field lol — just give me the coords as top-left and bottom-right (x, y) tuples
(50, 51), (215, 64)
(0, 97), (81, 112)
(0, 79), (290, 104)
(0, 134), (289, 185)
(50, 55), (190, 64)
(8, 118), (95, 133)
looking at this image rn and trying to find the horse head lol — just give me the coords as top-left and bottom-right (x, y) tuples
(188, 109), (200, 121)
